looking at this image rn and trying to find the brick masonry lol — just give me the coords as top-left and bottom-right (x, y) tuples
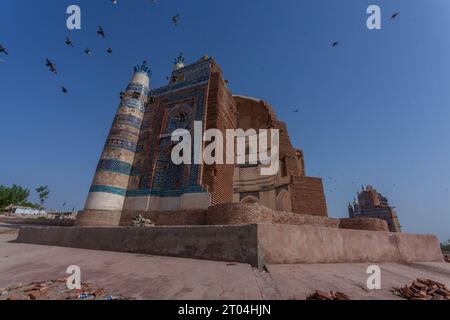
(339, 217), (389, 232)
(202, 62), (236, 205)
(206, 203), (338, 228)
(77, 204), (392, 234)
(290, 176), (328, 216)
(77, 203), (389, 233)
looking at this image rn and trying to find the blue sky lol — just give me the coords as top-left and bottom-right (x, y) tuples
(0, 0), (449, 241)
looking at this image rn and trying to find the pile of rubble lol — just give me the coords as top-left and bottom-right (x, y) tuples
(131, 214), (155, 228)
(0, 279), (134, 300)
(307, 290), (350, 300)
(392, 278), (450, 300)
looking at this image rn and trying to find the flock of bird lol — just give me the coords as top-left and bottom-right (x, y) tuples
(0, 0), (181, 94)
(2, 5), (445, 197)
(0, 44), (8, 63)
(0, 4), (400, 94)
(293, 11), (401, 112)
(43, 24), (113, 94)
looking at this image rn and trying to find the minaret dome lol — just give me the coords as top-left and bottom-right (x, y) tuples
(173, 53), (185, 70)
(132, 60), (151, 88)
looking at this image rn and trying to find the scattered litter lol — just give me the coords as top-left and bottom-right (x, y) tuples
(307, 290), (350, 300)
(132, 214), (155, 227)
(0, 279), (135, 300)
(392, 278), (450, 300)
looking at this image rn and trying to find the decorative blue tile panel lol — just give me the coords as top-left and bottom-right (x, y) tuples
(149, 79), (209, 98)
(114, 114), (142, 130)
(122, 98), (145, 112)
(130, 165), (142, 176)
(135, 145), (145, 154)
(109, 128), (139, 138)
(136, 58), (214, 194)
(89, 185), (127, 196)
(89, 185), (206, 198)
(127, 83), (149, 96)
(148, 59), (212, 98)
(106, 138), (137, 152)
(96, 159), (141, 176)
(126, 185), (207, 197)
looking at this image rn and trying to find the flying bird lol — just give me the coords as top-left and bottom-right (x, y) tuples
(293, 109), (299, 113)
(0, 44), (8, 55)
(332, 41), (339, 48)
(107, 47), (113, 54)
(97, 26), (106, 38)
(172, 14), (180, 26)
(45, 58), (57, 74)
(111, 0), (117, 4)
(85, 48), (92, 55)
(65, 36), (74, 47)
(62, 86), (68, 94)
(391, 12), (400, 20)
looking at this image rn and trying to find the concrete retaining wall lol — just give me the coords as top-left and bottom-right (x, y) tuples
(257, 224), (443, 265)
(14, 224), (443, 268)
(15, 225), (259, 266)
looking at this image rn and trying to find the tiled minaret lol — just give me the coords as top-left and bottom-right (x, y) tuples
(77, 62), (150, 226)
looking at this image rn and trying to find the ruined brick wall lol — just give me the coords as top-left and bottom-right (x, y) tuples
(339, 217), (389, 232)
(117, 204), (391, 233)
(206, 203), (339, 228)
(274, 121), (304, 177)
(202, 62), (236, 205)
(290, 176), (328, 216)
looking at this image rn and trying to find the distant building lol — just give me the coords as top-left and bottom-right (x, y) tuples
(5, 205), (46, 216)
(348, 186), (402, 232)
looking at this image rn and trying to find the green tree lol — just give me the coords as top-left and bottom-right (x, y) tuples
(441, 239), (450, 252)
(0, 184), (36, 211)
(35, 185), (50, 210)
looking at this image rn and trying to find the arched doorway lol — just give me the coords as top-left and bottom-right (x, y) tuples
(276, 190), (291, 212)
(241, 195), (259, 204)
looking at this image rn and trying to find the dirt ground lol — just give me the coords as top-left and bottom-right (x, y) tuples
(1, 224), (449, 300)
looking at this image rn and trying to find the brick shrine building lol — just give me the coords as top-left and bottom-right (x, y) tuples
(75, 56), (330, 226)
